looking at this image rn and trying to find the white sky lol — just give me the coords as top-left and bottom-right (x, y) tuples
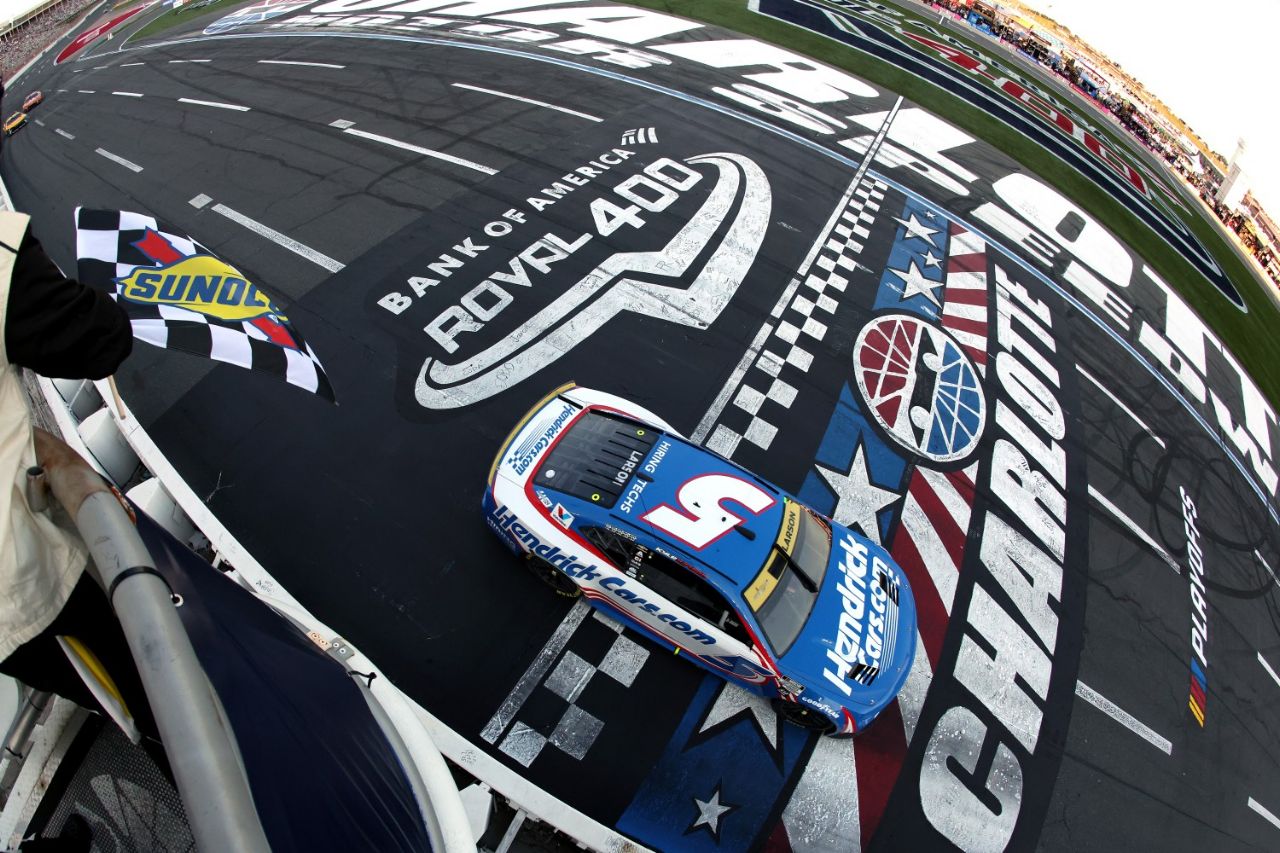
(1026, 0), (1280, 214)
(0, 0), (53, 28)
(2, 0), (1277, 213)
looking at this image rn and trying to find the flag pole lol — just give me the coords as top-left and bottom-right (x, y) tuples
(107, 375), (126, 420)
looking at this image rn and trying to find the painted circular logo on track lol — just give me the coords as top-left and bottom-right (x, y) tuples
(853, 314), (986, 463)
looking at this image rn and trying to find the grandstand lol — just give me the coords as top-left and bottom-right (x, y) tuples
(1, 0), (96, 82)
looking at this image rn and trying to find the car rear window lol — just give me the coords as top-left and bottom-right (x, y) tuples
(533, 410), (657, 508)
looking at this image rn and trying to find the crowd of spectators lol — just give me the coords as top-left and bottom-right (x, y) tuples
(921, 0), (1280, 286)
(0, 0), (96, 83)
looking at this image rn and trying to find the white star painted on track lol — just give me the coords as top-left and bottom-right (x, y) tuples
(819, 442), (899, 545)
(890, 259), (944, 306)
(924, 209), (938, 219)
(893, 213), (941, 247)
(699, 684), (780, 749)
(690, 786), (736, 838)
(923, 250), (942, 268)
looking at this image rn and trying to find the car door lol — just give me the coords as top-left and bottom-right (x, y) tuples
(580, 525), (776, 687)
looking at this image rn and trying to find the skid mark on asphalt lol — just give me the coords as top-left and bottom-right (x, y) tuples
(1078, 365), (1168, 449)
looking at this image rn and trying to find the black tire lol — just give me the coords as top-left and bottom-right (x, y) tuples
(774, 698), (838, 736)
(524, 556), (581, 598)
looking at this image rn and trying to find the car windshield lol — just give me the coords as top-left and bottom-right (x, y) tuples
(742, 500), (832, 655)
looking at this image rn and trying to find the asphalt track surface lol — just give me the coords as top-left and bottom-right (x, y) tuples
(3, 2), (1279, 851)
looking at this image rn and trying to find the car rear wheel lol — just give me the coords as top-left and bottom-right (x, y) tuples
(774, 699), (837, 736)
(525, 556), (581, 598)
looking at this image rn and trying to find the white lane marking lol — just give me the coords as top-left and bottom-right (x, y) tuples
(1260, 653), (1280, 689)
(1075, 681), (1172, 755)
(33, 119), (44, 127)
(1088, 485), (1180, 573)
(451, 82), (602, 122)
(337, 122), (497, 175)
(120, 62), (144, 67)
(1078, 366), (1167, 449)
(55, 128), (74, 139)
(112, 91), (143, 97)
(1254, 550), (1280, 588)
(344, 124), (499, 174)
(95, 148), (142, 173)
(209, 202), (344, 273)
(93, 65), (108, 70)
(1248, 798), (1280, 832)
(259, 59), (345, 69)
(179, 98), (249, 111)
(481, 598), (591, 743)
(77, 90), (95, 94)
(168, 59), (211, 63)
(189, 194), (212, 209)
(328, 119), (355, 129)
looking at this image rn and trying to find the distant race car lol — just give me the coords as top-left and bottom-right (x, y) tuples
(22, 91), (42, 111)
(3, 112), (27, 137)
(484, 385), (918, 736)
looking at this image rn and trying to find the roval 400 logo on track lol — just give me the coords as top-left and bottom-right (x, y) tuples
(369, 144), (770, 412)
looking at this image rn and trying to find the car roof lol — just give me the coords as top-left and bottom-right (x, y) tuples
(533, 415), (786, 591)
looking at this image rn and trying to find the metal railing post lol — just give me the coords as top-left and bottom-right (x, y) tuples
(42, 465), (270, 852)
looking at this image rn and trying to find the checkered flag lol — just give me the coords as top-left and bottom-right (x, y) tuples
(75, 208), (335, 402)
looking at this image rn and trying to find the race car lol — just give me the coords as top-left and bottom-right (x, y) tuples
(483, 384), (918, 736)
(3, 112), (27, 137)
(22, 91), (42, 111)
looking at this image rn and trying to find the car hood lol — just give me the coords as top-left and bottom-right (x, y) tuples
(780, 525), (917, 714)
(611, 435), (785, 584)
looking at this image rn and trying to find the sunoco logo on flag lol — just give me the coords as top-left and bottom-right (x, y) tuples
(116, 254), (286, 323)
(75, 207), (336, 401)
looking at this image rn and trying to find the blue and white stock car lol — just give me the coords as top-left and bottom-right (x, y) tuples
(483, 385), (918, 736)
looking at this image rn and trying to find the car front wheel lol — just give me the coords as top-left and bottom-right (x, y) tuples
(524, 556), (582, 598)
(773, 699), (838, 736)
